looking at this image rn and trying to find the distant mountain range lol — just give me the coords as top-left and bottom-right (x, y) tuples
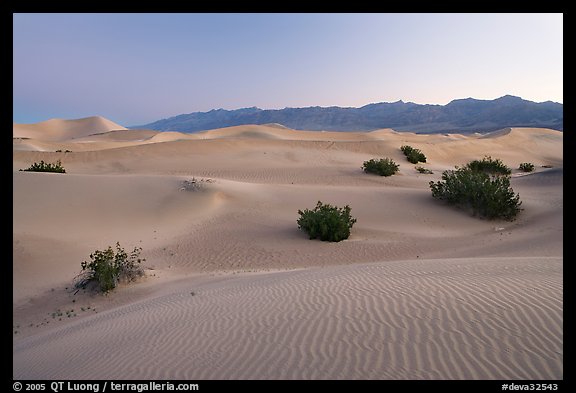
(132, 95), (563, 133)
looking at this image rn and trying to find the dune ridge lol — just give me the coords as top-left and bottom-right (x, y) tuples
(13, 116), (127, 141)
(13, 120), (563, 380)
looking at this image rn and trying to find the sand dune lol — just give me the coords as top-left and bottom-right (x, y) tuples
(13, 120), (563, 379)
(13, 116), (127, 141)
(13, 172), (224, 303)
(198, 124), (387, 141)
(73, 129), (159, 142)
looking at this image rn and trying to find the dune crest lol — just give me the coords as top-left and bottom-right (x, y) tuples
(13, 116), (127, 141)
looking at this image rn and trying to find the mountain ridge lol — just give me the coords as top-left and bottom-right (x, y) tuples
(132, 95), (563, 134)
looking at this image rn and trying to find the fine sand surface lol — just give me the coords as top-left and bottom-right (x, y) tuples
(13, 118), (563, 379)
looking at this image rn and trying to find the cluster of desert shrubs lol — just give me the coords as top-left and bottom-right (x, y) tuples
(20, 160), (66, 173)
(300, 153), (525, 243)
(401, 145), (427, 164)
(429, 156), (522, 220)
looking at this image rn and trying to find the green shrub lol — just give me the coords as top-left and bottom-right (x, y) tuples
(429, 167), (522, 220)
(407, 151), (426, 164)
(416, 166), (433, 174)
(401, 145), (426, 163)
(74, 242), (145, 293)
(362, 158), (399, 176)
(297, 201), (357, 242)
(519, 162), (535, 172)
(465, 156), (511, 175)
(20, 159), (66, 173)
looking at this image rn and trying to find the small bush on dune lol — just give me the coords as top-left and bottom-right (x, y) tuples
(297, 201), (357, 242)
(519, 162), (535, 172)
(20, 159), (66, 173)
(74, 242), (145, 293)
(401, 145), (427, 164)
(465, 156), (511, 175)
(429, 165), (522, 220)
(416, 166), (433, 174)
(400, 145), (414, 156)
(362, 158), (399, 176)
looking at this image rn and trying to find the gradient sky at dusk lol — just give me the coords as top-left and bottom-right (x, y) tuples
(13, 13), (563, 126)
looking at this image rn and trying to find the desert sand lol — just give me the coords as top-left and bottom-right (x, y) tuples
(13, 118), (563, 379)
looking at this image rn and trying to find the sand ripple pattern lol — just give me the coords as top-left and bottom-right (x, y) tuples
(13, 257), (562, 380)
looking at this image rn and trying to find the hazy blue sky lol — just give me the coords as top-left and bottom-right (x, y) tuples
(13, 13), (563, 126)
